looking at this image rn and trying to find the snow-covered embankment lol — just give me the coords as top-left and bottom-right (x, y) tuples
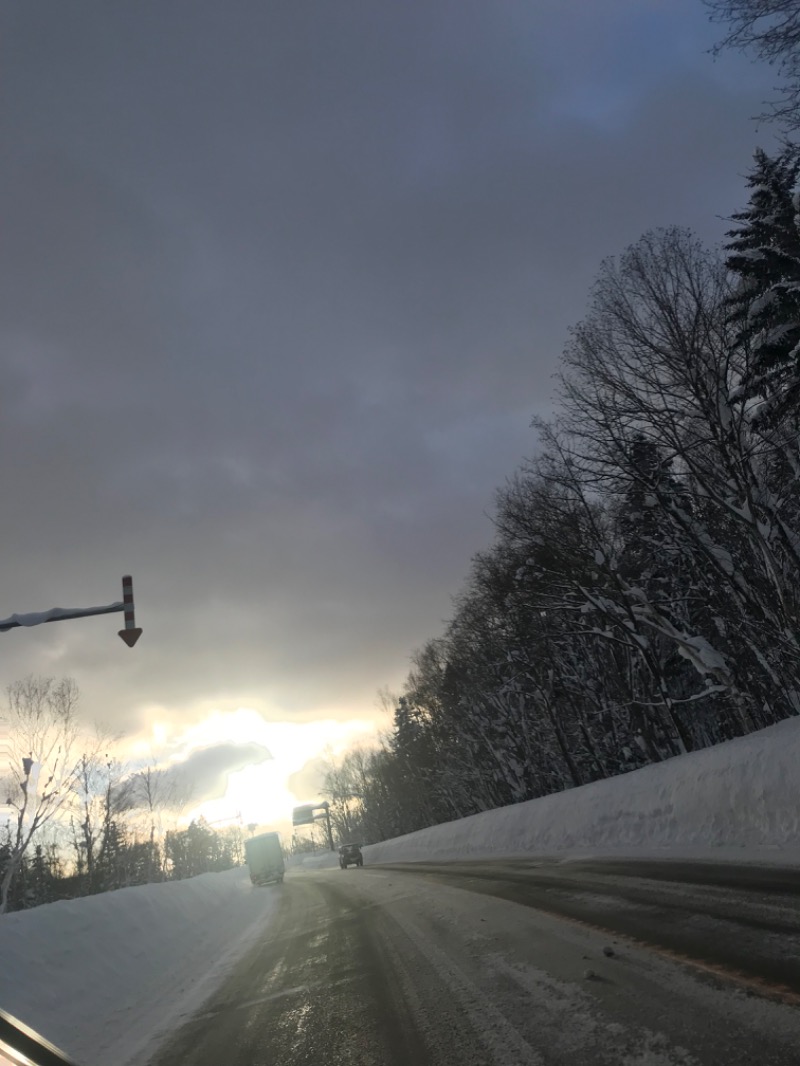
(362, 716), (800, 865)
(0, 866), (279, 1066)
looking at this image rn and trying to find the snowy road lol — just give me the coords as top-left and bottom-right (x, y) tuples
(150, 860), (800, 1066)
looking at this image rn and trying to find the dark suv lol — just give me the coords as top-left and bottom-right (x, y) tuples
(338, 843), (363, 869)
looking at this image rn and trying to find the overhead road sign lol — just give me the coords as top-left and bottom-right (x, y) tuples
(292, 804), (318, 827)
(291, 801), (334, 850)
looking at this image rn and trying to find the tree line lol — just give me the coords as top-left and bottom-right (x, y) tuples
(0, 676), (244, 913)
(323, 142), (800, 844)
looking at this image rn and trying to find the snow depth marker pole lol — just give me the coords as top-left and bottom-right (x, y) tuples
(118, 575), (142, 647)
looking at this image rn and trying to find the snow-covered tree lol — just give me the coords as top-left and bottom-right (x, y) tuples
(339, 224), (800, 842)
(727, 146), (800, 421)
(555, 228), (800, 729)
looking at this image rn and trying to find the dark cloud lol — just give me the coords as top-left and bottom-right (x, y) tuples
(149, 742), (273, 808)
(0, 1), (780, 731)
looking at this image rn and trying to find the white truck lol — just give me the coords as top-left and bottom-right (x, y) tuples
(244, 831), (285, 886)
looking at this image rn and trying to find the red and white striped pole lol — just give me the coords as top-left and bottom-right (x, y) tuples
(118, 574), (143, 647)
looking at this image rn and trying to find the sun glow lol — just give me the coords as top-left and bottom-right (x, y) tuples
(151, 708), (376, 830)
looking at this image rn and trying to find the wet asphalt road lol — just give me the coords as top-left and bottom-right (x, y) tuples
(150, 859), (800, 1066)
(384, 858), (800, 995)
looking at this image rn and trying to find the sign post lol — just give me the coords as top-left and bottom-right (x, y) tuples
(0, 576), (142, 647)
(291, 800), (335, 850)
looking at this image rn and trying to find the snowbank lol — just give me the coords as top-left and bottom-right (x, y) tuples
(363, 716), (800, 865)
(0, 866), (280, 1066)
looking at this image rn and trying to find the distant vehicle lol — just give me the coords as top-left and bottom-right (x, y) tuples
(245, 831), (285, 885)
(338, 843), (363, 869)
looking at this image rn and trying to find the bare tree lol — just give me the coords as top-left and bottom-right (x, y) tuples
(552, 228), (800, 727)
(707, 0), (800, 127)
(0, 677), (82, 913)
(130, 761), (193, 881)
(321, 747), (367, 844)
(70, 740), (135, 891)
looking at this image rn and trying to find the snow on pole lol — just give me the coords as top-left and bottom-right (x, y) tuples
(0, 576), (142, 647)
(0, 604), (125, 631)
(118, 574), (143, 648)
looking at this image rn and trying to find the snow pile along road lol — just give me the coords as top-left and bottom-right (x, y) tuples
(363, 716), (800, 865)
(0, 866), (280, 1066)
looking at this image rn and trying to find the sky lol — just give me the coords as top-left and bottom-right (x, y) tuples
(0, 0), (781, 829)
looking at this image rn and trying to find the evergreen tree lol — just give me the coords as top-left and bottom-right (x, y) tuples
(29, 845), (53, 907)
(96, 819), (128, 891)
(164, 820), (236, 879)
(726, 146), (800, 421)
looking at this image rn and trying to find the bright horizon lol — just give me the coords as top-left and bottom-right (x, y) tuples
(140, 707), (379, 832)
